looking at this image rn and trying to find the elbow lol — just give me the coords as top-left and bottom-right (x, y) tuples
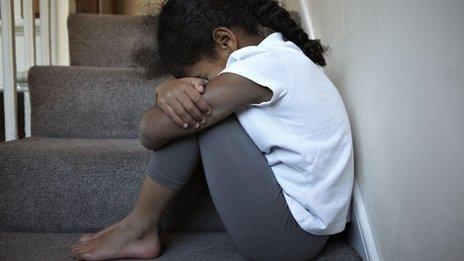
(139, 108), (166, 150)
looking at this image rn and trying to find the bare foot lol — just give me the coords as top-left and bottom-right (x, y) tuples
(69, 216), (161, 260)
(78, 220), (123, 243)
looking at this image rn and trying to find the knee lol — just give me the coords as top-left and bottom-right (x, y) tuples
(197, 114), (256, 153)
(197, 114), (241, 140)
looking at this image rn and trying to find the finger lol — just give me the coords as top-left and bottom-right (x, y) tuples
(169, 97), (194, 125)
(161, 105), (189, 128)
(188, 78), (207, 93)
(159, 97), (188, 128)
(185, 88), (212, 116)
(177, 92), (204, 123)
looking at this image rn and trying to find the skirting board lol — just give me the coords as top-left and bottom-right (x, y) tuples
(348, 178), (381, 261)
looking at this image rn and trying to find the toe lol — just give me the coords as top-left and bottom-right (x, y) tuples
(74, 245), (94, 259)
(77, 250), (96, 261)
(79, 233), (94, 242)
(70, 243), (89, 257)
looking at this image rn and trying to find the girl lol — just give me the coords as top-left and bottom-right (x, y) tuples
(69, 0), (354, 260)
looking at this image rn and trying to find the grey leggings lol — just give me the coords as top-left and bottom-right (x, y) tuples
(147, 114), (329, 260)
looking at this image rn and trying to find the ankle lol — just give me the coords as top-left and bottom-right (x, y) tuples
(124, 213), (159, 235)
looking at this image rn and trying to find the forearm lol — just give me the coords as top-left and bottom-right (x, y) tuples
(139, 106), (171, 150)
(139, 102), (229, 150)
(139, 96), (243, 150)
(139, 73), (271, 150)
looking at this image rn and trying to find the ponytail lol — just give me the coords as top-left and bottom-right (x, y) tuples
(252, 0), (327, 66)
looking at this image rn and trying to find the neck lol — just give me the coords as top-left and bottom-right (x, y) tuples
(234, 29), (265, 48)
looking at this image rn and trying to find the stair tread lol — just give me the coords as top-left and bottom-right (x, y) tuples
(0, 138), (224, 233)
(0, 136), (148, 152)
(0, 232), (361, 260)
(0, 232), (244, 261)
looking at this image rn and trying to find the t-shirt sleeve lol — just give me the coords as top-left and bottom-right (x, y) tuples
(217, 46), (290, 108)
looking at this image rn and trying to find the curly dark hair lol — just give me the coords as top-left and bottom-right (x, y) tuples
(157, 0), (327, 77)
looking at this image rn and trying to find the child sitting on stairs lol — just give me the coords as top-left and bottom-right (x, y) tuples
(69, 0), (354, 260)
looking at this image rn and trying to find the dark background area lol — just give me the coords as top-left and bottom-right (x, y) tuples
(0, 93), (26, 142)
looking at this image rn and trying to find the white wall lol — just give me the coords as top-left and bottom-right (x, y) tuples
(282, 0), (301, 11)
(300, 0), (464, 260)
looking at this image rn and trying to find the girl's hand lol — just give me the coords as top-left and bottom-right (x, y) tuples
(155, 77), (212, 129)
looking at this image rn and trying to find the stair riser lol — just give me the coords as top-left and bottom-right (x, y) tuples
(28, 66), (167, 139)
(68, 13), (164, 74)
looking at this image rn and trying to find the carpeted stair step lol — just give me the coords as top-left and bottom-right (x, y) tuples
(28, 66), (165, 139)
(0, 232), (244, 261)
(0, 232), (361, 260)
(68, 13), (164, 75)
(0, 137), (224, 233)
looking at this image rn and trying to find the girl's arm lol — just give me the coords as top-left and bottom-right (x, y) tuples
(140, 73), (272, 150)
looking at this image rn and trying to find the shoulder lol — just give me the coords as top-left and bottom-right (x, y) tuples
(217, 46), (294, 109)
(227, 45), (287, 66)
(222, 45), (291, 84)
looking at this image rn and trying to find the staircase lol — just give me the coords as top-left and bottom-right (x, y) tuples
(0, 13), (361, 260)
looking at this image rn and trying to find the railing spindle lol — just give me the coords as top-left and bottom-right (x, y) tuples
(23, 0), (36, 67)
(1, 0), (19, 141)
(13, 0), (22, 19)
(39, 0), (51, 65)
(22, 0), (35, 137)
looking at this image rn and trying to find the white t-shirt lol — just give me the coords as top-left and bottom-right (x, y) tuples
(218, 32), (354, 235)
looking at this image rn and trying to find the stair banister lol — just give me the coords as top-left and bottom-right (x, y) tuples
(1, 0), (71, 140)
